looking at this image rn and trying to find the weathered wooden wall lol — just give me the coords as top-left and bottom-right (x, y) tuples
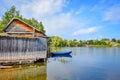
(0, 36), (47, 62)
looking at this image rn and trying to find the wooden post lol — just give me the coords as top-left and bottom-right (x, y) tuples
(33, 28), (35, 37)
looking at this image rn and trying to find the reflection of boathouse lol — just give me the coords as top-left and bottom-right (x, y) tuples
(0, 63), (47, 80)
(0, 18), (47, 64)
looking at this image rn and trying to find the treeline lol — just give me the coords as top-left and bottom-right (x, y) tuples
(48, 36), (120, 47)
(0, 6), (45, 33)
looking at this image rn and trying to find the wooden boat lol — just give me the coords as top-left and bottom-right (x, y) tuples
(51, 51), (72, 55)
(52, 54), (72, 58)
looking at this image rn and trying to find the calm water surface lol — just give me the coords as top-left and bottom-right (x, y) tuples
(1, 47), (120, 80)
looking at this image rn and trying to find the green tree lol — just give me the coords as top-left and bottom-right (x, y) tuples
(1, 6), (21, 26)
(50, 36), (63, 47)
(101, 38), (110, 41)
(100, 40), (107, 45)
(88, 40), (94, 45)
(111, 38), (116, 42)
(0, 24), (4, 32)
(78, 40), (84, 47)
(67, 40), (75, 47)
(39, 22), (46, 33)
(61, 40), (68, 47)
(117, 40), (120, 44)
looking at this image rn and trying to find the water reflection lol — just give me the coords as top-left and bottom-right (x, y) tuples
(0, 63), (46, 80)
(47, 47), (120, 80)
(48, 54), (72, 64)
(57, 57), (72, 64)
(50, 47), (61, 52)
(52, 55), (72, 64)
(1, 47), (120, 80)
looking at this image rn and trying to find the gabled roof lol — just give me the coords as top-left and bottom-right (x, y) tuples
(3, 17), (46, 36)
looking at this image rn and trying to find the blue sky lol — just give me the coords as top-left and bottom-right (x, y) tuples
(0, 0), (120, 40)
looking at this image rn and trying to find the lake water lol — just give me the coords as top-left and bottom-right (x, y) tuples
(0, 47), (120, 80)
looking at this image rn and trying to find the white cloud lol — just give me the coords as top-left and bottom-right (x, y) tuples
(75, 6), (85, 15)
(103, 6), (120, 21)
(73, 27), (100, 35)
(43, 12), (76, 35)
(0, 0), (94, 38)
(15, 0), (86, 36)
(17, 0), (77, 36)
(90, 1), (120, 23)
(20, 0), (68, 18)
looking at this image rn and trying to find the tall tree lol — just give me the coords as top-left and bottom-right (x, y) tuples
(111, 38), (116, 42)
(0, 23), (4, 32)
(50, 36), (63, 47)
(1, 6), (21, 26)
(39, 22), (46, 33)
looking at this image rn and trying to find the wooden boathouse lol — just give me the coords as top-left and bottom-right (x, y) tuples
(0, 18), (47, 64)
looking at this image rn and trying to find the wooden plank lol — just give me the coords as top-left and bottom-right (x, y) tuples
(0, 36), (47, 63)
(6, 32), (33, 34)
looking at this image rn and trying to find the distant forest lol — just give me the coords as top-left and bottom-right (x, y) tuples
(0, 6), (45, 33)
(48, 36), (120, 47)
